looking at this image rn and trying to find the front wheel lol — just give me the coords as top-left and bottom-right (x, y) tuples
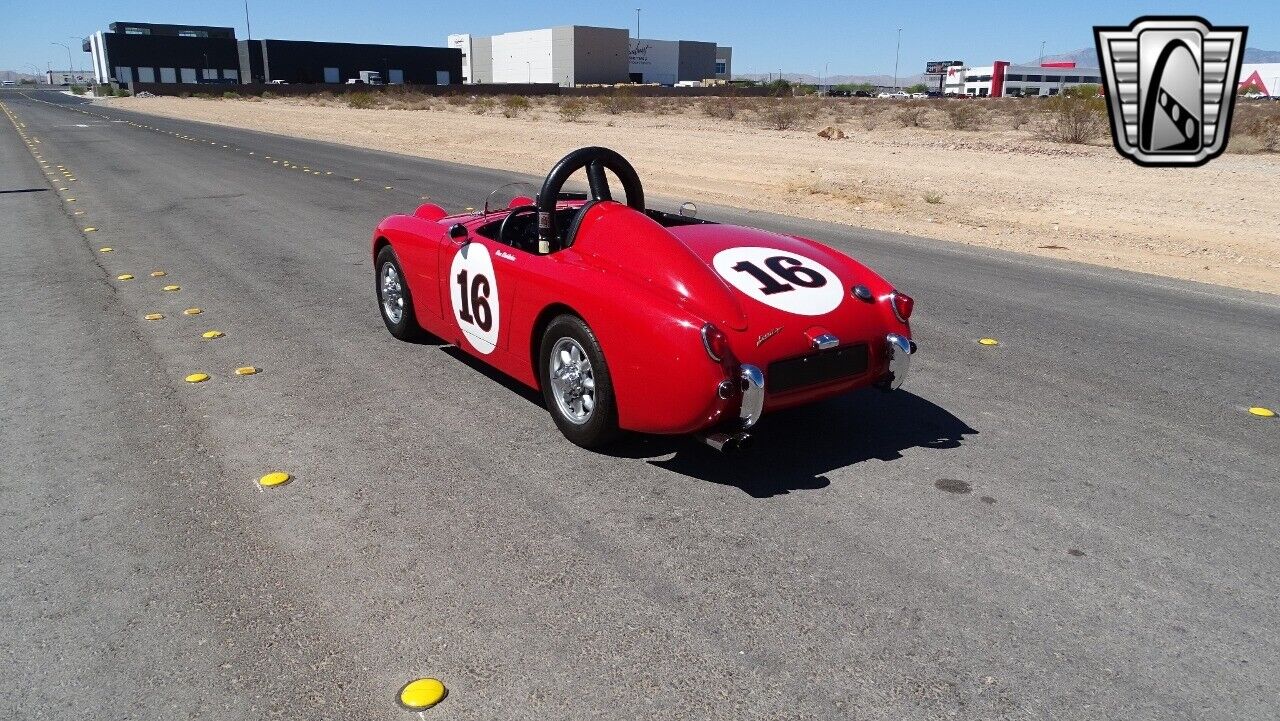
(539, 315), (620, 449)
(376, 245), (425, 341)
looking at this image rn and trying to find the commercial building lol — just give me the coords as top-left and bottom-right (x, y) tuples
(87, 21), (460, 87)
(1238, 63), (1280, 95)
(450, 26), (628, 86)
(45, 70), (93, 86)
(451, 26), (730, 86)
(943, 61), (1103, 97)
(627, 38), (723, 85)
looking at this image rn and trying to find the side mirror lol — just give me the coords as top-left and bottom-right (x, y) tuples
(447, 223), (468, 243)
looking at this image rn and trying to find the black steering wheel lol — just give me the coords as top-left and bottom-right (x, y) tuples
(498, 205), (538, 250)
(536, 147), (645, 250)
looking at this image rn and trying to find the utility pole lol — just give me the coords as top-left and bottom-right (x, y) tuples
(67, 37), (83, 77)
(635, 8), (640, 40)
(245, 0), (253, 40)
(1039, 40), (1046, 65)
(893, 28), (902, 92)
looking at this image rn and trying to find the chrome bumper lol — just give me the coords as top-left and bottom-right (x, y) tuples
(883, 333), (915, 390)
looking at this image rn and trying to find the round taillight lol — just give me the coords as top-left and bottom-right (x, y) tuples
(701, 323), (729, 362)
(891, 292), (914, 322)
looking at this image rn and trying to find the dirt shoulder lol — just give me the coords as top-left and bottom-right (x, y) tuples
(104, 95), (1279, 295)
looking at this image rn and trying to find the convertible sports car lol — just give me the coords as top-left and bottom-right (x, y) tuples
(372, 147), (916, 451)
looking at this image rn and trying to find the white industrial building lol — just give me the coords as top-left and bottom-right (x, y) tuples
(449, 26), (730, 86)
(943, 61), (1103, 97)
(45, 70), (93, 86)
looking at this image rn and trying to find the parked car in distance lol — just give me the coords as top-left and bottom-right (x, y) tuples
(1, 80), (17, 87)
(267, 79), (288, 85)
(911, 92), (928, 99)
(346, 70), (383, 85)
(853, 90), (874, 98)
(878, 91), (909, 99)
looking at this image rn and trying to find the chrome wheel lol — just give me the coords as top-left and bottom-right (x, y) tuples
(548, 337), (595, 424)
(380, 262), (404, 324)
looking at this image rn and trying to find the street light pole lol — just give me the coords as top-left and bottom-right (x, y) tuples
(1039, 40), (1046, 65)
(635, 8), (641, 40)
(893, 28), (902, 92)
(26, 63), (40, 84)
(52, 42), (73, 78)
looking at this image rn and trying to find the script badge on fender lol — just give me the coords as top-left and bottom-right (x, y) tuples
(449, 243), (500, 354)
(712, 246), (843, 316)
(1095, 16), (1247, 167)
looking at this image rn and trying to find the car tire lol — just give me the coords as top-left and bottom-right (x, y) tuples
(376, 245), (425, 341)
(539, 314), (620, 449)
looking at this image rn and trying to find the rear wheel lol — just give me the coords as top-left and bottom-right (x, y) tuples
(376, 245), (425, 341)
(539, 315), (619, 449)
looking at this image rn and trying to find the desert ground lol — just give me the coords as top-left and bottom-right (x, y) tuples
(104, 93), (1279, 295)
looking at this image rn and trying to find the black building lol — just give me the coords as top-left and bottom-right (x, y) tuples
(87, 21), (460, 86)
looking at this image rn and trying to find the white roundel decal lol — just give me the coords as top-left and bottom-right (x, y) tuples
(449, 243), (501, 354)
(712, 246), (843, 316)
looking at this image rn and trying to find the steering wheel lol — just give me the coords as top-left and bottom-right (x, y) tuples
(536, 147), (645, 250)
(499, 205), (538, 250)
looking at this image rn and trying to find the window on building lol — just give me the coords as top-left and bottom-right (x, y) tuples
(1025, 74), (1043, 82)
(1023, 88), (1040, 96)
(715, 61), (727, 74)
(202, 68), (217, 80)
(965, 75), (977, 81)
(1065, 75), (1081, 83)
(1048, 88), (1059, 95)
(1006, 74), (1024, 81)
(123, 27), (150, 35)
(223, 69), (238, 82)
(178, 30), (209, 38)
(160, 67), (176, 83)
(180, 68), (197, 84)
(1004, 86), (1021, 96)
(979, 75), (992, 82)
(979, 88), (989, 97)
(1084, 76), (1100, 84)
(137, 67), (155, 83)
(967, 88), (976, 95)
(115, 66), (133, 84)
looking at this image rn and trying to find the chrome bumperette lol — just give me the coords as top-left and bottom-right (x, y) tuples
(883, 333), (915, 390)
(738, 364), (765, 429)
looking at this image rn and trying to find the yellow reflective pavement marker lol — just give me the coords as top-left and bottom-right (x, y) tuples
(398, 678), (446, 711)
(150, 270), (166, 277)
(234, 366), (259, 376)
(98, 247), (113, 253)
(183, 307), (202, 315)
(185, 373), (209, 383)
(116, 274), (134, 281)
(1249, 406), (1276, 418)
(144, 313), (164, 321)
(201, 330), (225, 339)
(258, 471), (291, 488)
(978, 338), (999, 346)
(84, 227), (97, 232)
(163, 284), (180, 291)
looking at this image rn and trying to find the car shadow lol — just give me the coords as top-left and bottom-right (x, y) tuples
(610, 389), (976, 498)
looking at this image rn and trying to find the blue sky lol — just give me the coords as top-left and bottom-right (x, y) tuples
(1, 0), (1273, 76)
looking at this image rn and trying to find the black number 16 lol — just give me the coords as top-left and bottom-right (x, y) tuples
(456, 269), (492, 331)
(732, 256), (826, 295)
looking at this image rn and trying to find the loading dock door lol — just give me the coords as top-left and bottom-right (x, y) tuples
(436, 70), (450, 85)
(180, 68), (197, 84)
(160, 67), (176, 83)
(324, 67), (340, 84)
(388, 69), (404, 84)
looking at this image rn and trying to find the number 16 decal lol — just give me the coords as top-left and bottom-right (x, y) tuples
(713, 246), (843, 316)
(449, 244), (501, 354)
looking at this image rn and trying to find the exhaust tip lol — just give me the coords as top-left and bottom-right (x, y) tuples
(698, 431), (753, 454)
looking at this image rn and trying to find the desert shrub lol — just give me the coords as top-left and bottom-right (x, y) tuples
(222, 90), (239, 99)
(347, 92), (377, 109)
(1005, 105), (1031, 129)
(1230, 103), (1280, 153)
(922, 191), (943, 204)
(946, 102), (982, 130)
(70, 84), (86, 95)
(443, 92), (468, 107)
(896, 104), (928, 127)
(761, 98), (800, 130)
(817, 126), (847, 140)
(114, 87), (131, 97)
(471, 97), (495, 114)
(177, 91), (190, 98)
(558, 98), (588, 122)
(501, 95), (530, 117)
(261, 91), (276, 99)
(861, 110), (882, 130)
(1041, 89), (1106, 143)
(599, 86), (641, 114)
(193, 92), (211, 99)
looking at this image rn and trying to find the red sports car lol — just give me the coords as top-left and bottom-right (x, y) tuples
(372, 147), (916, 451)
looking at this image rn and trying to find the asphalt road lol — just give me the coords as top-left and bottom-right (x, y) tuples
(1, 87), (1277, 721)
